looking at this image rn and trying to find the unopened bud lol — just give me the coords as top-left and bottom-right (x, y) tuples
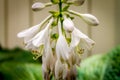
(63, 17), (74, 32)
(32, 2), (45, 11)
(80, 14), (99, 26)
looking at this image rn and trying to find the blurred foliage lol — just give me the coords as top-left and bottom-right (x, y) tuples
(0, 45), (120, 80)
(0, 46), (43, 80)
(77, 45), (120, 80)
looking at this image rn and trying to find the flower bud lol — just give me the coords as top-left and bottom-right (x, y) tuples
(32, 2), (45, 11)
(80, 14), (99, 26)
(63, 18), (74, 32)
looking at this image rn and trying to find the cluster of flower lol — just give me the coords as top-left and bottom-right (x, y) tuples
(17, 0), (99, 79)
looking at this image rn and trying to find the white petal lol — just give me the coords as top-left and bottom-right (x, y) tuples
(42, 37), (55, 73)
(56, 35), (70, 61)
(80, 37), (95, 50)
(17, 24), (40, 38)
(70, 27), (95, 50)
(23, 35), (35, 44)
(63, 17), (74, 32)
(56, 21), (70, 61)
(32, 30), (47, 47)
(32, 18), (53, 47)
(70, 28), (82, 48)
(25, 41), (39, 51)
(55, 60), (67, 79)
(17, 15), (52, 43)
(80, 14), (99, 26)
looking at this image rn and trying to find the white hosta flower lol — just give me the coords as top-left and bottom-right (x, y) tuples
(32, 18), (53, 47)
(63, 17), (74, 32)
(32, 2), (45, 11)
(42, 37), (56, 78)
(17, 24), (41, 44)
(73, 0), (85, 6)
(26, 18), (53, 60)
(80, 14), (99, 26)
(17, 15), (52, 44)
(55, 60), (68, 80)
(56, 21), (70, 61)
(70, 27), (95, 50)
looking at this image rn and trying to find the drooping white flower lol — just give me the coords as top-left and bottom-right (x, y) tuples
(23, 18), (53, 60)
(80, 14), (99, 26)
(56, 21), (70, 61)
(70, 27), (95, 50)
(42, 37), (56, 79)
(63, 16), (74, 32)
(32, 2), (45, 11)
(17, 15), (52, 44)
(17, 24), (41, 44)
(32, 18), (53, 47)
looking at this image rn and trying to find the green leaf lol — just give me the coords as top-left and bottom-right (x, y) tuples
(0, 62), (43, 80)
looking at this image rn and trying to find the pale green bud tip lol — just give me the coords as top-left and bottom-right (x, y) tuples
(32, 2), (45, 11)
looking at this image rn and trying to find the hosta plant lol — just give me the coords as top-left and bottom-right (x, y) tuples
(17, 0), (99, 79)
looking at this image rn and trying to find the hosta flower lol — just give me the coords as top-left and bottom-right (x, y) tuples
(56, 21), (70, 61)
(31, 18), (53, 47)
(17, 17), (53, 60)
(32, 2), (45, 11)
(42, 37), (56, 79)
(17, 15), (52, 44)
(70, 27), (95, 50)
(63, 16), (74, 32)
(17, 23), (41, 44)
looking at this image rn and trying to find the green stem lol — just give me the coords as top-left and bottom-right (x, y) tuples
(39, 15), (53, 30)
(59, 0), (66, 36)
(59, 0), (62, 21)
(67, 10), (82, 18)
